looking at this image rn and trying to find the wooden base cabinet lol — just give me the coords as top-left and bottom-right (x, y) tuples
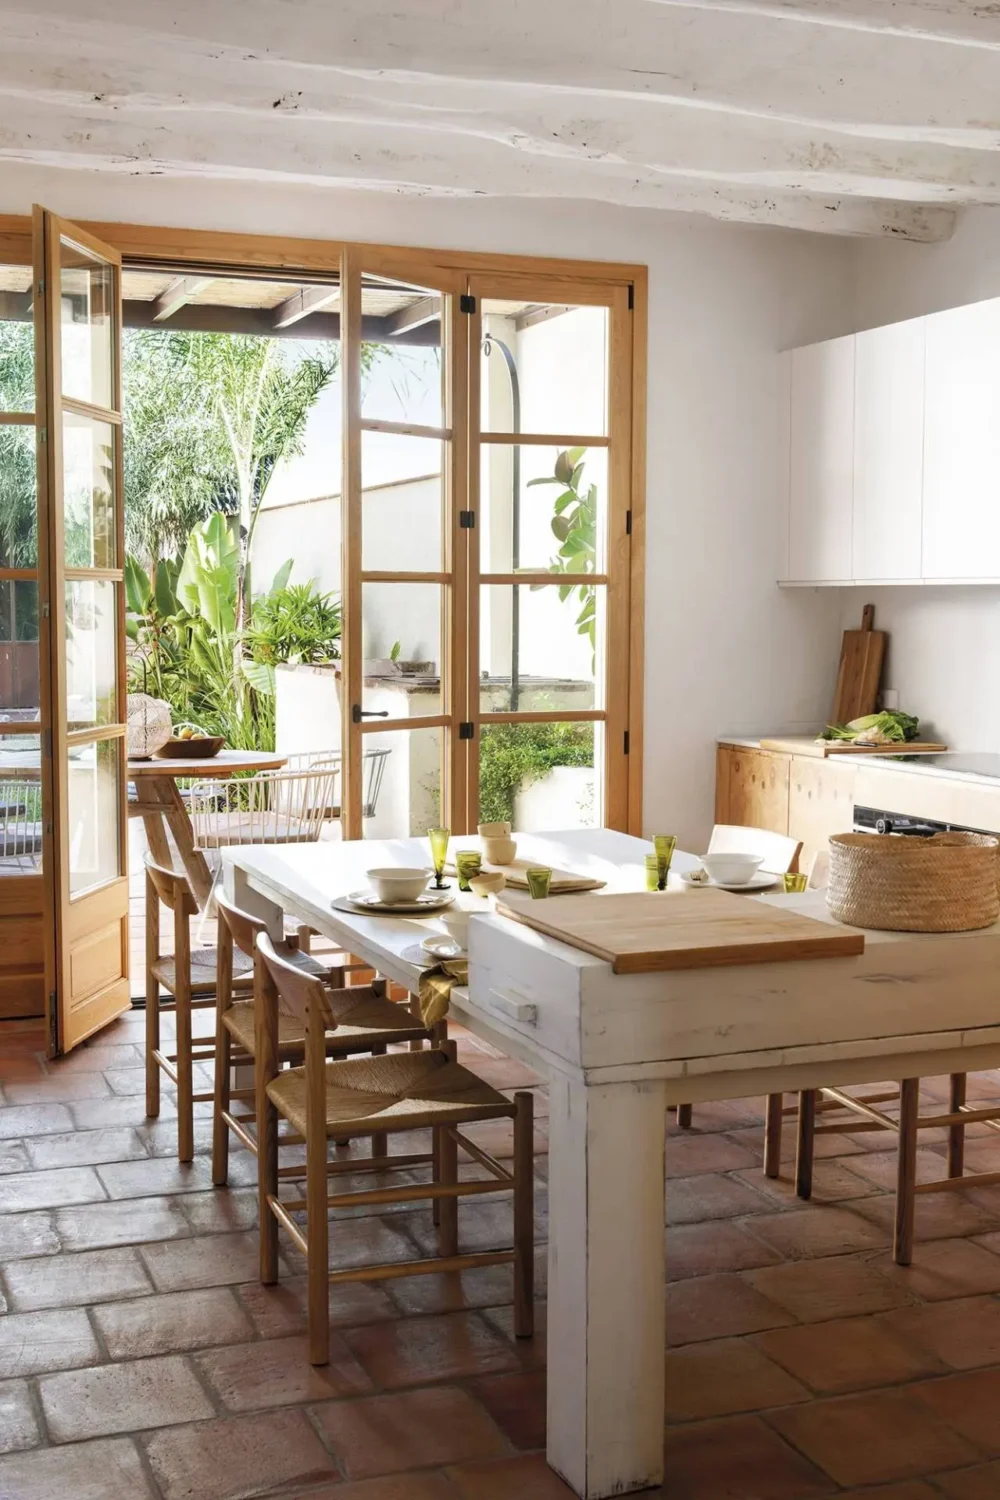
(788, 758), (857, 871)
(717, 747), (790, 835)
(716, 744), (856, 871)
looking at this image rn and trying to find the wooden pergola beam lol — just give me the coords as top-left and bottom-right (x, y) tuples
(122, 301), (441, 346)
(385, 295), (439, 337)
(152, 275), (215, 323)
(272, 284), (340, 329)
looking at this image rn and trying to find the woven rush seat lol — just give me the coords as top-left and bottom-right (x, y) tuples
(151, 946), (253, 997)
(224, 985), (426, 1057)
(267, 1048), (514, 1138)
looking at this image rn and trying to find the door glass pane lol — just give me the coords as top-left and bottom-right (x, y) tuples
(63, 412), (116, 568)
(362, 433), (444, 572)
(0, 734), (42, 873)
(361, 725), (443, 839)
(362, 583), (442, 711)
(481, 302), (608, 435)
(480, 583), (604, 713)
(361, 278), (444, 426)
(0, 424), (37, 568)
(67, 735), (121, 895)
(60, 237), (114, 410)
(480, 720), (601, 831)
(0, 580), (39, 720)
(65, 579), (118, 730)
(0, 268), (34, 413)
(480, 443), (606, 575)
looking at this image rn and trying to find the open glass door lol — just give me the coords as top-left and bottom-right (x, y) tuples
(34, 208), (130, 1052)
(339, 253), (470, 839)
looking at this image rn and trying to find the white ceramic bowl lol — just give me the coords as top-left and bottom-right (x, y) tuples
(439, 909), (470, 947)
(366, 867), (431, 904)
(699, 852), (764, 886)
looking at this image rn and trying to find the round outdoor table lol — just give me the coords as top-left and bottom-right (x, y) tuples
(129, 750), (288, 909)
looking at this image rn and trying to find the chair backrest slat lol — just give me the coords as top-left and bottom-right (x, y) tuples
(215, 889), (269, 958)
(144, 854), (198, 915)
(256, 930), (335, 1029)
(708, 823), (803, 876)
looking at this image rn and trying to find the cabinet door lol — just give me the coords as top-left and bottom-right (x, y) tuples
(788, 335), (854, 583)
(788, 758), (856, 871)
(853, 319), (924, 582)
(727, 750), (790, 835)
(923, 298), (1000, 580)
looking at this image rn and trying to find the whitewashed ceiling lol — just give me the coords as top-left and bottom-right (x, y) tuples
(1, 0), (998, 241)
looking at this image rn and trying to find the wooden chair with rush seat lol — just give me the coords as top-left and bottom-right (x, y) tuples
(254, 931), (535, 1365)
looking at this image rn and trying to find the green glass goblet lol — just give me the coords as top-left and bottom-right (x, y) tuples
(428, 827), (451, 890)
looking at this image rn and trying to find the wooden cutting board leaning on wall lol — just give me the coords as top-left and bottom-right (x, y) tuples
(832, 603), (886, 725)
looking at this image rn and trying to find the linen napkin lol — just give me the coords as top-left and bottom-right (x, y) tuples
(418, 957), (469, 1026)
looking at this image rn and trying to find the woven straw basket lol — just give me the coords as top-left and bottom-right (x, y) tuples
(827, 831), (1000, 933)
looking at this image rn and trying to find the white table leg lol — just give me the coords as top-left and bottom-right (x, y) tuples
(547, 1073), (668, 1498)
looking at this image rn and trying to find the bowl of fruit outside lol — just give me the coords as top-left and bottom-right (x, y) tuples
(154, 727), (225, 759)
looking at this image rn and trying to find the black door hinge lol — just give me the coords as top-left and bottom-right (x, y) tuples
(460, 294), (477, 314)
(628, 283), (634, 311)
(459, 721), (475, 740)
(625, 509), (632, 536)
(459, 511), (475, 529)
(624, 730), (630, 755)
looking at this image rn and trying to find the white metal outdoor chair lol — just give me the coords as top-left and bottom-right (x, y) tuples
(276, 747), (391, 822)
(188, 766), (338, 855)
(0, 780), (43, 871)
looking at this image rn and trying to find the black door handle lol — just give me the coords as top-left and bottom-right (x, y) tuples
(352, 705), (390, 723)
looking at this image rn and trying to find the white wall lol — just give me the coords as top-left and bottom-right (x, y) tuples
(847, 209), (1000, 751)
(0, 160), (855, 846)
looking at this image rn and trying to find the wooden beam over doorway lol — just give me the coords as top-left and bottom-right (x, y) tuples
(152, 275), (215, 322)
(272, 284), (340, 329)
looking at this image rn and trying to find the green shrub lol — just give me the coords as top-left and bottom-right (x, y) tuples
(479, 721), (593, 826)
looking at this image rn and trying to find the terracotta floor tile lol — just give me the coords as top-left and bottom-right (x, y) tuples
(854, 1190), (1000, 1242)
(313, 1384), (510, 1477)
(40, 1353), (213, 1442)
(0, 1378), (40, 1453)
(665, 1133), (761, 1178)
(834, 1486), (940, 1500)
(196, 1331), (372, 1410)
(664, 1414), (834, 1499)
(0, 1436), (156, 1499)
(387, 1260), (543, 1318)
(400, 1196), (546, 1259)
(55, 1195), (191, 1251)
(50, 1043), (143, 1073)
(4, 1073), (112, 1104)
(768, 1388), (978, 1487)
(94, 1286), (253, 1359)
(882, 1295), (1000, 1370)
(103, 1067), (149, 1097)
(321, 1478), (464, 1500)
(447, 1452), (577, 1499)
(179, 1185), (260, 1234)
(0, 1308), (100, 1378)
(0, 1141), (29, 1174)
(4, 1245), (152, 1309)
(747, 1255), (915, 1322)
(752, 1315), (945, 1393)
(73, 1094), (176, 1129)
(479, 1301), (547, 1370)
(345, 1311), (522, 1388)
(144, 1409), (337, 1500)
(26, 1126), (148, 1170)
(665, 1172), (773, 1224)
(733, 1159), (879, 1207)
(670, 1098), (765, 1132)
(841, 1148), (948, 1192)
(747, 1206), (889, 1260)
(911, 1368), (1000, 1455)
(469, 1370), (546, 1451)
(97, 1156), (214, 1199)
(666, 1220), (783, 1280)
(237, 1274), (397, 1338)
(665, 1337), (810, 1421)
(281, 1212), (421, 1274)
(463, 1056), (542, 1090)
(0, 1103), (74, 1139)
(933, 1463), (1000, 1499)
(729, 1123), (868, 1160)
(665, 1272), (795, 1346)
(869, 1238), (1000, 1301)
(141, 1229), (278, 1291)
(0, 1165), (107, 1213)
(0, 1209), (59, 1260)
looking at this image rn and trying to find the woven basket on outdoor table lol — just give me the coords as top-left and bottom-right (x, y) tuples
(827, 831), (1000, 933)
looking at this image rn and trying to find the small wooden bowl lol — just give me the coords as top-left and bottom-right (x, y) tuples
(155, 736), (225, 759)
(469, 870), (506, 898)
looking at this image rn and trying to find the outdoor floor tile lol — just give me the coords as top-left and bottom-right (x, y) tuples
(26, 1126), (148, 1170)
(55, 1194), (191, 1251)
(4, 1245), (153, 1309)
(910, 1368), (1000, 1456)
(868, 1238), (1000, 1301)
(768, 1388), (978, 1487)
(0, 1436), (157, 1499)
(0, 1379), (41, 1453)
(39, 1354), (214, 1442)
(446, 1452), (578, 1499)
(144, 1409), (337, 1500)
(881, 1295), (1000, 1370)
(93, 1287), (254, 1359)
(664, 1414), (835, 1499)
(196, 1331), (373, 1410)
(665, 1272), (796, 1345)
(665, 1220), (784, 1280)
(665, 1337), (810, 1421)
(751, 1315), (946, 1393)
(746, 1206), (889, 1260)
(344, 1311), (523, 1388)
(0, 1308), (100, 1378)
(0, 1165), (107, 1213)
(746, 1255), (916, 1322)
(312, 1384), (511, 1478)
(0, 1209), (59, 1260)
(468, 1370), (546, 1451)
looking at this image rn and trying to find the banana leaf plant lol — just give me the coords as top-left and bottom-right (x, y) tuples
(527, 446), (598, 666)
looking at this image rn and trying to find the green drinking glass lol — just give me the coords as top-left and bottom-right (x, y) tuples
(526, 867), (552, 900)
(456, 851), (483, 892)
(644, 854), (666, 892)
(428, 827), (451, 889)
(653, 835), (677, 883)
(783, 872), (808, 893)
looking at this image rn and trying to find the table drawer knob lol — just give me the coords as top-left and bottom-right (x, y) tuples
(487, 987), (538, 1026)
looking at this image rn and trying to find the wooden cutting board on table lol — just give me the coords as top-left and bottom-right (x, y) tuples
(831, 603), (886, 725)
(495, 888), (864, 974)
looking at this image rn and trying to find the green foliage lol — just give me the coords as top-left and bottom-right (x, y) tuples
(527, 446), (598, 665)
(479, 721), (593, 826)
(0, 323), (36, 568)
(244, 582), (342, 669)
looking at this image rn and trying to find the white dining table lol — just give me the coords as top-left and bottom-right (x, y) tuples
(223, 828), (1000, 1499)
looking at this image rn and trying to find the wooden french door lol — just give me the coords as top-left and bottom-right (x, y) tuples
(34, 208), (130, 1053)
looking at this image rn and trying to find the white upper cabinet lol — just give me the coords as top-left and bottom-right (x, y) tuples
(923, 297), (1000, 581)
(853, 318), (925, 582)
(787, 335), (855, 583)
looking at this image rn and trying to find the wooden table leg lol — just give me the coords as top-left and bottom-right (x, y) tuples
(154, 776), (214, 909)
(547, 1073), (667, 1498)
(132, 781), (174, 871)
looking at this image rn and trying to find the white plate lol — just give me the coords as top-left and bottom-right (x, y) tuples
(340, 888), (456, 914)
(420, 937), (465, 960)
(679, 871), (779, 892)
